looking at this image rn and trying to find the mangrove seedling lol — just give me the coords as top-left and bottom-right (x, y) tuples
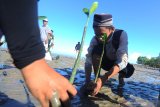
(94, 33), (107, 83)
(69, 2), (98, 84)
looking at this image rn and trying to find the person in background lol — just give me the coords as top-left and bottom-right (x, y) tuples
(0, 0), (77, 107)
(40, 18), (53, 60)
(84, 13), (129, 96)
(40, 18), (52, 51)
(75, 42), (81, 53)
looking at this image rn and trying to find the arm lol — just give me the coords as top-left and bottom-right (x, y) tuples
(22, 58), (77, 107)
(92, 31), (128, 96)
(91, 65), (120, 96)
(0, 1), (76, 107)
(103, 31), (128, 79)
(115, 31), (128, 70)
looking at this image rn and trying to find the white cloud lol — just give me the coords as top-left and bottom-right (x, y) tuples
(129, 52), (141, 64)
(129, 52), (153, 64)
(146, 55), (151, 59)
(82, 44), (89, 57)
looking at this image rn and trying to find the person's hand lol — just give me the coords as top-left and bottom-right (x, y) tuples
(83, 79), (102, 96)
(21, 58), (77, 107)
(91, 78), (103, 96)
(85, 81), (96, 92)
(91, 73), (109, 96)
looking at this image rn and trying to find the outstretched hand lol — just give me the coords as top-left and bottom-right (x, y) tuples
(91, 78), (103, 96)
(21, 58), (77, 107)
(84, 77), (106, 96)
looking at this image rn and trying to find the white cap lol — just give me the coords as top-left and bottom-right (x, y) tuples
(43, 18), (48, 22)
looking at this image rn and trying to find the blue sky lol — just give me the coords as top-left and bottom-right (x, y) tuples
(38, 0), (160, 63)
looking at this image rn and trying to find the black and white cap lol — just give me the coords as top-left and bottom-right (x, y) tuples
(93, 13), (114, 27)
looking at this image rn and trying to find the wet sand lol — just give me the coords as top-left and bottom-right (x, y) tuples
(0, 49), (160, 107)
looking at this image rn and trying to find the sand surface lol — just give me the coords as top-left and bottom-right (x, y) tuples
(0, 49), (160, 107)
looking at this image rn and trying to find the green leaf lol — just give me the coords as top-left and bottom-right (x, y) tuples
(83, 8), (89, 16)
(89, 2), (98, 15)
(102, 33), (107, 41)
(38, 16), (47, 20)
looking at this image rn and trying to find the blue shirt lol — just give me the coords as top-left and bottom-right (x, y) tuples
(85, 29), (128, 71)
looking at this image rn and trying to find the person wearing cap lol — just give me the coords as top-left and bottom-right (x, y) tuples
(40, 18), (54, 60)
(0, 0), (77, 107)
(40, 18), (52, 51)
(84, 13), (128, 96)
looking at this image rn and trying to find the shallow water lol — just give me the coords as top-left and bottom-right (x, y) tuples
(55, 68), (160, 107)
(0, 63), (159, 107)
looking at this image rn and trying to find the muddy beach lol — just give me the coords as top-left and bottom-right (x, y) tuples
(0, 50), (160, 107)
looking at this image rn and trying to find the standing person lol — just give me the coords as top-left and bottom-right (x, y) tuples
(0, 0), (77, 107)
(40, 18), (53, 60)
(40, 18), (52, 51)
(75, 42), (81, 53)
(84, 13), (133, 96)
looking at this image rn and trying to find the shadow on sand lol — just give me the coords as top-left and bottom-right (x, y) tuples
(0, 92), (28, 107)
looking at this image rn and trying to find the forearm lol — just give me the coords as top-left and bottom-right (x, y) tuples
(108, 65), (120, 79)
(21, 58), (50, 81)
(21, 58), (77, 107)
(116, 54), (128, 70)
(21, 58), (61, 80)
(22, 58), (46, 71)
(101, 65), (120, 84)
(116, 31), (128, 70)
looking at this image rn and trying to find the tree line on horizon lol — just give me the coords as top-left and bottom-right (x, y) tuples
(137, 53), (160, 68)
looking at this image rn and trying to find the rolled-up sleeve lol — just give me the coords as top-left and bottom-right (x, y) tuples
(115, 31), (128, 70)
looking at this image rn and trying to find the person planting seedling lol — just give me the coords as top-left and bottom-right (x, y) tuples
(84, 13), (134, 96)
